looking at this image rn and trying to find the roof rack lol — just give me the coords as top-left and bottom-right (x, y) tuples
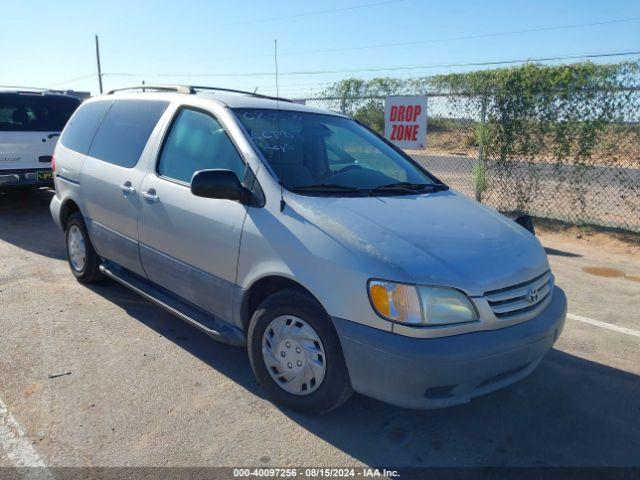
(190, 86), (293, 103)
(106, 85), (192, 95)
(105, 84), (292, 102)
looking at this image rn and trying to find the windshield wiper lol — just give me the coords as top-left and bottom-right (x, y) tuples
(369, 182), (449, 194)
(290, 182), (449, 195)
(290, 183), (361, 193)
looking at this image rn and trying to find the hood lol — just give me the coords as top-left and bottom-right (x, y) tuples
(285, 190), (549, 296)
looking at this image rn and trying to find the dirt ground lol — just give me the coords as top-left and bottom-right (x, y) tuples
(536, 220), (640, 257)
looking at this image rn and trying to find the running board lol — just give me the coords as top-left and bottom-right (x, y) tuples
(99, 262), (246, 347)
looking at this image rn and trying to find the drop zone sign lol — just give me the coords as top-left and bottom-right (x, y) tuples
(384, 95), (427, 149)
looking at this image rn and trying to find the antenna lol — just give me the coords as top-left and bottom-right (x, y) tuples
(274, 39), (280, 100)
(274, 39), (286, 212)
(280, 185), (286, 212)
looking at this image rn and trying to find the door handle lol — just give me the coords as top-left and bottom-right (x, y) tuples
(120, 182), (136, 195)
(142, 189), (159, 202)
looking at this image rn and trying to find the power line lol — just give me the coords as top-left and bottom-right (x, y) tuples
(45, 14), (640, 89)
(278, 16), (640, 57)
(283, 49), (640, 76)
(43, 74), (330, 92)
(219, 0), (405, 25)
(182, 15), (640, 63)
(47, 73), (97, 87)
(42, 49), (640, 91)
(101, 49), (640, 79)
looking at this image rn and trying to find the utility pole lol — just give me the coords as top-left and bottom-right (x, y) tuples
(95, 34), (103, 94)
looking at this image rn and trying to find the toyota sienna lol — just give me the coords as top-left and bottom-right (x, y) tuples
(50, 85), (567, 414)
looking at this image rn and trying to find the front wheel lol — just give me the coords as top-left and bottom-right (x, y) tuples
(65, 212), (104, 284)
(248, 289), (353, 415)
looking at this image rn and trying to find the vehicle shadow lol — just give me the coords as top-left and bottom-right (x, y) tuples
(0, 188), (66, 260)
(544, 247), (583, 258)
(88, 280), (640, 468)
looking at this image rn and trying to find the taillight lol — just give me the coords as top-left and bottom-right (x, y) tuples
(51, 156), (56, 173)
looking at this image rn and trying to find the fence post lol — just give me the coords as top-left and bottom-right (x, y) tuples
(475, 99), (487, 202)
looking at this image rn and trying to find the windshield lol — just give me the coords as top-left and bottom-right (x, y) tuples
(0, 93), (81, 132)
(233, 108), (440, 194)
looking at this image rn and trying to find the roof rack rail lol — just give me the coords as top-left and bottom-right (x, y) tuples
(189, 86), (293, 103)
(106, 85), (193, 95)
(106, 84), (293, 102)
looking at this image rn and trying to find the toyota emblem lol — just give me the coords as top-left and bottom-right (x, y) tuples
(527, 287), (539, 304)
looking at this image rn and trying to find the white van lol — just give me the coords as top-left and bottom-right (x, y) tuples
(0, 89), (81, 191)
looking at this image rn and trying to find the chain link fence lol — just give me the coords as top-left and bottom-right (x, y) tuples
(295, 91), (640, 233)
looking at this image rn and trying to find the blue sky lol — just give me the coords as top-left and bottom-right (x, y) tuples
(2, 0), (639, 97)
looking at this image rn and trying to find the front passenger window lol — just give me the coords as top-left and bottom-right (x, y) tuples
(158, 108), (246, 184)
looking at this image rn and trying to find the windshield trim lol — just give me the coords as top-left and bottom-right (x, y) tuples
(231, 107), (449, 198)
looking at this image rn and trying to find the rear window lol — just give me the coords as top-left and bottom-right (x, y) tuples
(60, 100), (113, 154)
(0, 93), (80, 132)
(88, 100), (169, 168)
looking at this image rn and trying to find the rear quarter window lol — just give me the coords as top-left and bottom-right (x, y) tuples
(60, 100), (113, 154)
(88, 100), (169, 168)
(0, 93), (80, 132)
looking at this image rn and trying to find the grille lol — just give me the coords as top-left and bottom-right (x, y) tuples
(484, 270), (553, 318)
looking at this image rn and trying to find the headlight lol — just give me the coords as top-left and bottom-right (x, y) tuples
(368, 280), (422, 324)
(368, 280), (477, 326)
(417, 286), (477, 325)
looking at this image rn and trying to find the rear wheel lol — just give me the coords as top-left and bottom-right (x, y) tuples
(248, 289), (353, 414)
(65, 212), (104, 284)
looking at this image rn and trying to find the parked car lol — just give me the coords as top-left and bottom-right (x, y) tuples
(50, 85), (567, 414)
(0, 89), (81, 191)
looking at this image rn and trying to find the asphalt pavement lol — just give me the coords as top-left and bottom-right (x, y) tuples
(1, 189), (638, 468)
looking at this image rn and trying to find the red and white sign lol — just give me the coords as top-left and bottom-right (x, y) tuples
(384, 95), (427, 149)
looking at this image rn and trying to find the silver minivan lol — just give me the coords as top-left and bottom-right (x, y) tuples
(50, 85), (567, 414)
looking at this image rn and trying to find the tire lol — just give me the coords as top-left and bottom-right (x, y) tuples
(65, 212), (104, 284)
(248, 289), (353, 415)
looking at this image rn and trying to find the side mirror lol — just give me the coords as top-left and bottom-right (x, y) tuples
(191, 169), (248, 202)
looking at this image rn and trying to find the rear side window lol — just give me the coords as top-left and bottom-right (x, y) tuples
(88, 100), (169, 168)
(60, 100), (113, 154)
(0, 93), (80, 132)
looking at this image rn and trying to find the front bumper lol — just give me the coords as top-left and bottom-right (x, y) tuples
(332, 287), (567, 409)
(0, 168), (53, 188)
